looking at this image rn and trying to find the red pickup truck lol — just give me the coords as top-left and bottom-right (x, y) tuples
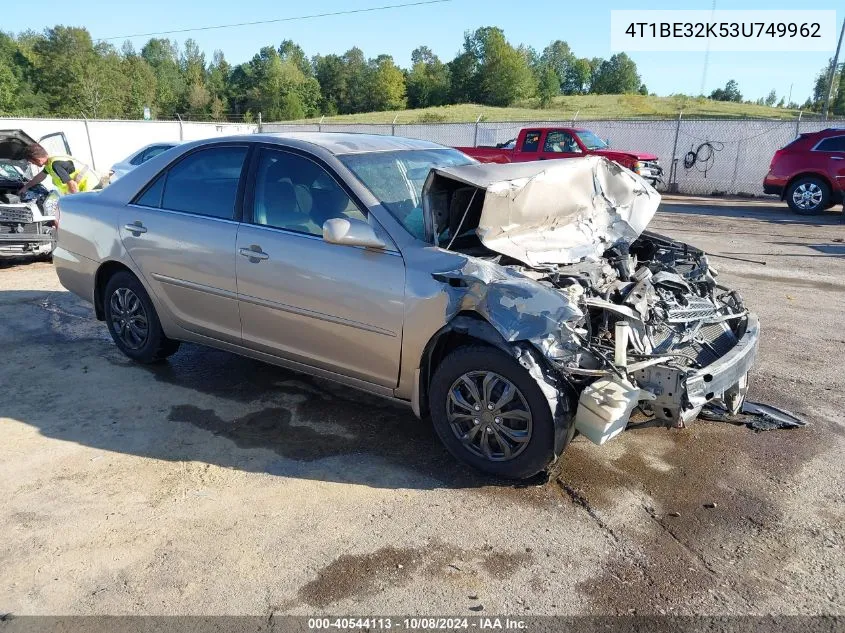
(455, 127), (663, 186)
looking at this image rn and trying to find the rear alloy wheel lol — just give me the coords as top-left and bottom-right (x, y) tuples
(786, 177), (829, 215)
(103, 271), (180, 363)
(430, 345), (557, 479)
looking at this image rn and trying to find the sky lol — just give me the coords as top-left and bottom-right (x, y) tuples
(8, 0), (841, 104)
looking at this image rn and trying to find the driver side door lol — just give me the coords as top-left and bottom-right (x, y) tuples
(538, 130), (584, 161)
(235, 146), (406, 389)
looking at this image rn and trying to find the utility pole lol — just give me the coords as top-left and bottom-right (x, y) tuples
(823, 17), (845, 119)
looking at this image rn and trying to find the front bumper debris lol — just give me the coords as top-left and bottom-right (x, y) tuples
(631, 314), (759, 425)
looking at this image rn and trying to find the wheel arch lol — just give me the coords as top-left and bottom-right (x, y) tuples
(415, 312), (513, 418)
(93, 260), (136, 321)
(784, 172), (835, 201)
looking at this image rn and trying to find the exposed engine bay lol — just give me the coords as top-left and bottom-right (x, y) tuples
(511, 231), (751, 426)
(0, 158), (57, 257)
(427, 156), (758, 445)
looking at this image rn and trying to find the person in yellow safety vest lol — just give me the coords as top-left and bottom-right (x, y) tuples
(17, 143), (98, 196)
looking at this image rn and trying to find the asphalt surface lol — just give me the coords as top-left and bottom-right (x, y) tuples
(1, 197), (843, 617)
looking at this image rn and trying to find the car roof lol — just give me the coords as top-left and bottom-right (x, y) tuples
(251, 132), (446, 155)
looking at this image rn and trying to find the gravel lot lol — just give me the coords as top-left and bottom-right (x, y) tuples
(1, 197), (843, 617)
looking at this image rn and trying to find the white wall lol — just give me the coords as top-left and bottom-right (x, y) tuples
(0, 118), (258, 176)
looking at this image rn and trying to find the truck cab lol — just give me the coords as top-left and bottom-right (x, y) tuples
(456, 127), (663, 186)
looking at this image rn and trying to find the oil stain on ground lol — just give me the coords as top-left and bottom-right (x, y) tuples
(555, 377), (828, 614)
(298, 542), (533, 608)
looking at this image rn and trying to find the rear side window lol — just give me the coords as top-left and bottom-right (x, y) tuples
(133, 146), (248, 219)
(136, 174), (165, 207)
(159, 146), (247, 219)
(814, 136), (845, 152)
(142, 145), (174, 163)
(521, 131), (541, 152)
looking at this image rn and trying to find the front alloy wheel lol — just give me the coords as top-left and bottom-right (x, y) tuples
(446, 371), (532, 462)
(429, 345), (561, 479)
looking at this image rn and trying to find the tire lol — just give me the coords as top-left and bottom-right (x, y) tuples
(103, 271), (180, 363)
(786, 177), (829, 215)
(429, 345), (557, 479)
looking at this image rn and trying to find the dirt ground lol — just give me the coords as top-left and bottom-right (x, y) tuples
(1, 196), (843, 617)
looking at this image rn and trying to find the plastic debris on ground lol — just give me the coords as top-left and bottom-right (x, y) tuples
(699, 400), (807, 431)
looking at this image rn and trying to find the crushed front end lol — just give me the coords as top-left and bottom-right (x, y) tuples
(426, 156), (759, 447)
(530, 232), (759, 438)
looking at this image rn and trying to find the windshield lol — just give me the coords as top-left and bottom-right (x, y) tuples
(340, 149), (475, 240)
(575, 130), (608, 150)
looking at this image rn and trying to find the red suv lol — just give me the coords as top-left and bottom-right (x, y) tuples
(764, 128), (845, 214)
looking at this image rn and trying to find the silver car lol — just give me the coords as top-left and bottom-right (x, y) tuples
(54, 133), (759, 479)
(109, 142), (179, 182)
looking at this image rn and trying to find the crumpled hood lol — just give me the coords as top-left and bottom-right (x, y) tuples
(0, 130), (37, 162)
(425, 156), (661, 267)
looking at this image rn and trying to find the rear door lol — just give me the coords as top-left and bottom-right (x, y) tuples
(812, 135), (845, 192)
(537, 130), (585, 161)
(235, 146), (405, 388)
(118, 144), (249, 344)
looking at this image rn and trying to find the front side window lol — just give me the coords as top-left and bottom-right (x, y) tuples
(340, 148), (474, 241)
(521, 131), (541, 152)
(574, 130), (608, 150)
(154, 146), (247, 219)
(251, 148), (364, 236)
(544, 131), (581, 153)
(814, 136), (845, 152)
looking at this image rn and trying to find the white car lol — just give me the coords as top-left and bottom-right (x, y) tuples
(0, 129), (70, 258)
(109, 142), (179, 182)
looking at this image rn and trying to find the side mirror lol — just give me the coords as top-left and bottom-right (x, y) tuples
(604, 138), (611, 147)
(322, 217), (385, 249)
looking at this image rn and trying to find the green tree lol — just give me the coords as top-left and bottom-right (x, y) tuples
(591, 53), (640, 94)
(447, 51), (478, 103)
(122, 52), (157, 118)
(406, 46), (450, 108)
(537, 66), (560, 108)
(540, 40), (573, 93)
(181, 39), (206, 86)
(562, 57), (591, 95)
(764, 89), (777, 106)
(142, 38), (185, 117)
(365, 54), (406, 111)
(207, 50), (231, 116)
(467, 27), (536, 106)
(314, 54), (346, 114)
(32, 27), (100, 116)
(710, 79), (742, 102)
(279, 40), (312, 76)
(341, 47), (369, 113)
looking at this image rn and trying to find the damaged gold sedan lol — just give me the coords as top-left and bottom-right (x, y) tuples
(54, 134), (758, 479)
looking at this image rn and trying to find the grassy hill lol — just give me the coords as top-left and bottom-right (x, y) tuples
(294, 94), (808, 124)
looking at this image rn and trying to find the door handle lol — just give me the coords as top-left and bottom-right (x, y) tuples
(831, 156), (844, 160)
(124, 222), (147, 234)
(239, 246), (269, 262)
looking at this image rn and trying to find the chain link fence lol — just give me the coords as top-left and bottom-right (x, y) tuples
(264, 116), (844, 196)
(5, 115), (842, 197)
